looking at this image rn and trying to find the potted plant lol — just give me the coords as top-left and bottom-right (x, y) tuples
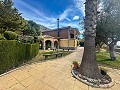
(99, 67), (107, 75)
(73, 61), (79, 69)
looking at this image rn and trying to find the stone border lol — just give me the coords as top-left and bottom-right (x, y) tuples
(71, 69), (114, 88)
(0, 65), (25, 77)
(0, 62), (39, 77)
(0, 54), (65, 77)
(0, 53), (68, 77)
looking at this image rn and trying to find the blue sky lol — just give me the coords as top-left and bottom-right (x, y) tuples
(13, 0), (85, 31)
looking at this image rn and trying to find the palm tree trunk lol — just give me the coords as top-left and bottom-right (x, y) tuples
(78, 0), (102, 79)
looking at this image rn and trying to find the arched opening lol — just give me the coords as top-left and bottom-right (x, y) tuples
(39, 40), (43, 49)
(45, 40), (51, 49)
(54, 41), (58, 49)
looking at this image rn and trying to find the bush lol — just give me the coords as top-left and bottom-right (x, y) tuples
(34, 36), (39, 43)
(18, 35), (34, 43)
(0, 34), (6, 40)
(4, 31), (18, 40)
(0, 40), (39, 74)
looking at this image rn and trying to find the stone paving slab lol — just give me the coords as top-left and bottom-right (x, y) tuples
(0, 47), (120, 90)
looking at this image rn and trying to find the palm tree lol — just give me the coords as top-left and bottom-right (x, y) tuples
(78, 0), (102, 79)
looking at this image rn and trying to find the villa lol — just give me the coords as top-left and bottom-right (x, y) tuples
(39, 26), (80, 50)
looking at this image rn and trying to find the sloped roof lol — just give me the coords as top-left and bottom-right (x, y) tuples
(42, 26), (80, 34)
(39, 35), (55, 39)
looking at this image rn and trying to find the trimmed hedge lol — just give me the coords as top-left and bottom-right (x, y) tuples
(4, 31), (18, 40)
(0, 40), (39, 74)
(0, 34), (6, 40)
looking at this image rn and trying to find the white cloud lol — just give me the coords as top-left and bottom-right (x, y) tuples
(14, 0), (83, 30)
(59, 8), (72, 21)
(79, 30), (84, 34)
(73, 16), (79, 20)
(98, 1), (103, 12)
(18, 1), (73, 29)
(66, 18), (71, 22)
(74, 0), (85, 16)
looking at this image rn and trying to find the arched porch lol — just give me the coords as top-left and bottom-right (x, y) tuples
(45, 40), (52, 49)
(38, 35), (58, 50)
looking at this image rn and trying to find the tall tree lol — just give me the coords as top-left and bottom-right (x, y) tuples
(0, 0), (27, 34)
(78, 0), (102, 79)
(23, 20), (40, 36)
(96, 0), (120, 60)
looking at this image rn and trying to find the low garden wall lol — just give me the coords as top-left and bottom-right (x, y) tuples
(0, 40), (39, 74)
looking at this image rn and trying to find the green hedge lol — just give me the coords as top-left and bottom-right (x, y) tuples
(0, 40), (39, 74)
(4, 31), (18, 40)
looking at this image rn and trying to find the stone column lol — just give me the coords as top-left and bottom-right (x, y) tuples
(43, 40), (46, 50)
(74, 29), (76, 39)
(51, 40), (54, 49)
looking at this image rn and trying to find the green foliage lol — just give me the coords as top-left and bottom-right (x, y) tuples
(34, 36), (39, 43)
(99, 66), (108, 73)
(23, 20), (40, 36)
(23, 20), (51, 36)
(96, 50), (120, 68)
(4, 31), (18, 40)
(0, 1), (27, 34)
(18, 36), (35, 44)
(96, 0), (120, 46)
(0, 34), (2, 39)
(0, 34), (5, 40)
(73, 61), (79, 65)
(0, 40), (39, 74)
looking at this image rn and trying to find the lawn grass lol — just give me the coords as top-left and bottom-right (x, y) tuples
(96, 50), (120, 69)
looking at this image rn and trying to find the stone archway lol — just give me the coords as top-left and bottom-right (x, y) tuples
(45, 40), (52, 49)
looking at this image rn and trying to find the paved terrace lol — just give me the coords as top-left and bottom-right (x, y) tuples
(0, 47), (120, 90)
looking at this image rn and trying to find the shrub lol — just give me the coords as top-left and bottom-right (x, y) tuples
(34, 36), (39, 43)
(0, 34), (6, 40)
(73, 61), (79, 65)
(99, 66), (108, 74)
(0, 40), (39, 74)
(72, 61), (79, 69)
(0, 34), (2, 40)
(18, 35), (34, 43)
(4, 31), (18, 40)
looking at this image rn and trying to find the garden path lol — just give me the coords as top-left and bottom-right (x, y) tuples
(0, 47), (120, 90)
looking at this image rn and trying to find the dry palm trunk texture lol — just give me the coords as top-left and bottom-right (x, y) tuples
(79, 0), (102, 79)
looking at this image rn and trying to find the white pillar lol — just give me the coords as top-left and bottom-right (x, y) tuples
(74, 29), (76, 39)
(51, 40), (54, 49)
(43, 41), (45, 50)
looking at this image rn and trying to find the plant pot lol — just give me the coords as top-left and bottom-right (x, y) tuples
(73, 64), (78, 69)
(101, 70), (107, 75)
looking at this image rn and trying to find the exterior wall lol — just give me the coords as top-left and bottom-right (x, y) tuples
(60, 39), (78, 50)
(42, 27), (79, 50)
(75, 39), (78, 47)
(42, 29), (69, 39)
